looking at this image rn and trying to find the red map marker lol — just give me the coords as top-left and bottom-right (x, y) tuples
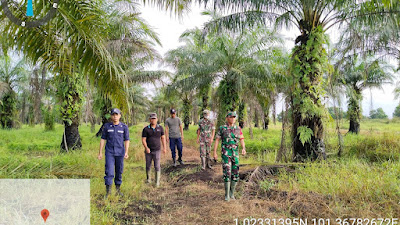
(41, 209), (50, 223)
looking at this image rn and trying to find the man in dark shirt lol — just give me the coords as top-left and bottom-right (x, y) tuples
(98, 108), (130, 198)
(142, 113), (166, 187)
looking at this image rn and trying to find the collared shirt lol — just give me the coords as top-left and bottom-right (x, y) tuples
(142, 124), (164, 151)
(101, 122), (130, 156)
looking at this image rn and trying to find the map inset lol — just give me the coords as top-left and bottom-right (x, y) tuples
(0, 179), (90, 225)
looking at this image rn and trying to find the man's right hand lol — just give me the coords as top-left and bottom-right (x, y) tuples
(97, 154), (102, 160)
(213, 152), (218, 160)
(196, 138), (200, 144)
(145, 148), (151, 154)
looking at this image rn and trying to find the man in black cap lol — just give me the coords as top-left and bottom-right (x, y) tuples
(165, 108), (184, 166)
(142, 113), (166, 187)
(98, 108), (130, 198)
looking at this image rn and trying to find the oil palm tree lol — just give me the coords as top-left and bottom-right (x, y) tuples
(93, 0), (168, 136)
(337, 56), (393, 134)
(0, 55), (28, 128)
(194, 0), (400, 161)
(0, 0), (173, 150)
(1, 0), (128, 150)
(166, 25), (279, 126)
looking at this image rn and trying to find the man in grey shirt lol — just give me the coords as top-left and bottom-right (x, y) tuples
(165, 108), (184, 166)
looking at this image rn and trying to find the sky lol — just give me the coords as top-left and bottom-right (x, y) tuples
(138, 3), (399, 118)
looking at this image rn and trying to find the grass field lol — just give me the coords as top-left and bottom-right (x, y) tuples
(0, 119), (399, 223)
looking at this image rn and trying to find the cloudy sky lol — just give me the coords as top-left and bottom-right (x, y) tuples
(139, 3), (399, 118)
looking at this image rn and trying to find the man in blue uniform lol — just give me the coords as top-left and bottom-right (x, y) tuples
(98, 108), (130, 198)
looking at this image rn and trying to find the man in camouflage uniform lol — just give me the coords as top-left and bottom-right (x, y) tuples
(196, 110), (215, 170)
(213, 111), (246, 201)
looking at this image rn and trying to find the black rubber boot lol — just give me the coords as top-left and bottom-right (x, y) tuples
(206, 158), (212, 169)
(105, 185), (111, 199)
(115, 185), (124, 197)
(173, 158), (177, 167)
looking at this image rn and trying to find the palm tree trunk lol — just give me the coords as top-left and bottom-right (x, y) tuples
(248, 103), (253, 139)
(238, 101), (246, 128)
(276, 99), (289, 162)
(217, 78), (239, 127)
(20, 93), (27, 124)
(183, 98), (191, 130)
(59, 95), (82, 150)
(254, 109), (259, 128)
(0, 91), (16, 129)
(272, 95), (276, 125)
(30, 67), (46, 124)
(292, 111), (325, 161)
(192, 101), (198, 125)
(58, 74), (84, 151)
(164, 107), (168, 124)
(200, 85), (210, 119)
(96, 98), (112, 137)
(348, 93), (361, 134)
(131, 107), (137, 125)
(349, 119), (360, 134)
(291, 27), (327, 162)
(263, 104), (270, 130)
(61, 116), (82, 151)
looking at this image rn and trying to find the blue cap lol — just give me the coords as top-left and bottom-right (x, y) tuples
(110, 108), (121, 115)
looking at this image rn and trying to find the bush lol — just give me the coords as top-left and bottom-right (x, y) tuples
(369, 107), (388, 119)
(393, 104), (400, 118)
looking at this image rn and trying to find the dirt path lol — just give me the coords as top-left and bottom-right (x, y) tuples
(131, 145), (282, 224)
(114, 144), (335, 224)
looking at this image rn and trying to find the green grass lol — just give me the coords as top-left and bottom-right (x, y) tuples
(1, 119), (400, 220)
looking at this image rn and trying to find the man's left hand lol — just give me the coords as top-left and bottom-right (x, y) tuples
(242, 148), (246, 156)
(124, 153), (129, 159)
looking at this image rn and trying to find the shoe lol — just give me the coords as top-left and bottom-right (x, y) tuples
(230, 181), (237, 200)
(105, 185), (111, 199)
(201, 157), (206, 170)
(206, 158), (212, 169)
(178, 159), (185, 165)
(146, 170), (151, 183)
(115, 185), (124, 197)
(155, 171), (161, 187)
(172, 159), (177, 167)
(224, 181), (230, 201)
